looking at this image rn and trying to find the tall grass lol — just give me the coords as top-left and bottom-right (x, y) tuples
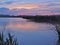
(0, 32), (18, 45)
(55, 24), (60, 45)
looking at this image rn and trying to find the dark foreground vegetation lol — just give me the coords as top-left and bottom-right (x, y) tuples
(55, 25), (60, 45)
(0, 32), (18, 45)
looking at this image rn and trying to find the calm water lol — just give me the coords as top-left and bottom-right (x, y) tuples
(0, 18), (58, 45)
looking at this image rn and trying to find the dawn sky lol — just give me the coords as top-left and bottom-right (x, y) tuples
(0, 0), (60, 15)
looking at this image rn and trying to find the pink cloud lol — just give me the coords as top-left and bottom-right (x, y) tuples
(0, 2), (60, 15)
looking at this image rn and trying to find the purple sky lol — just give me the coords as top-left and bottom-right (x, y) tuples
(0, 0), (60, 15)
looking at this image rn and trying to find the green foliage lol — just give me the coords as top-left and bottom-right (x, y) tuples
(0, 32), (18, 45)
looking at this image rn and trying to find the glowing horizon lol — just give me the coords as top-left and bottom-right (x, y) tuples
(0, 0), (60, 15)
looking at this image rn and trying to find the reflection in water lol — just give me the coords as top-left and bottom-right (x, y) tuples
(0, 18), (58, 45)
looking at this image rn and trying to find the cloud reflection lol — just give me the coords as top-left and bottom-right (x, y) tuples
(2, 18), (55, 31)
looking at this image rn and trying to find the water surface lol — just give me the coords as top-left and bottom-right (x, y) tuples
(0, 18), (58, 45)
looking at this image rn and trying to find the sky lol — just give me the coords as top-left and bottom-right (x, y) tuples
(0, 0), (60, 15)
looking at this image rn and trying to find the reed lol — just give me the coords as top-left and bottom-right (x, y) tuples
(0, 32), (18, 45)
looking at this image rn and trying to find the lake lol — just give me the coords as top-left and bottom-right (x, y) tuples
(0, 18), (58, 45)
